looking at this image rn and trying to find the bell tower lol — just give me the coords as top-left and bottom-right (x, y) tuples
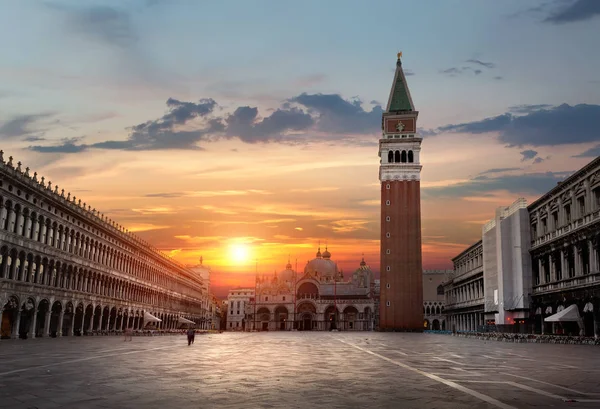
(378, 52), (424, 331)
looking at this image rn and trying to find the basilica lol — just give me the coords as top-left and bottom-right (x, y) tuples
(246, 247), (377, 331)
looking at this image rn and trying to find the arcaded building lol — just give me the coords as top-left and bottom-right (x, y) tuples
(246, 248), (376, 331)
(529, 157), (600, 336)
(0, 153), (208, 339)
(423, 270), (451, 331)
(379, 53), (424, 331)
(445, 241), (485, 332)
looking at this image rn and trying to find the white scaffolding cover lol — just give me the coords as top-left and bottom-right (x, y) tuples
(544, 304), (581, 322)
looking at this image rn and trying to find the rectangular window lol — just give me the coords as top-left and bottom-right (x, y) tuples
(565, 204), (571, 223)
(578, 196), (585, 216)
(594, 187), (600, 208)
(282, 296), (286, 301)
(541, 218), (547, 234)
(552, 211), (558, 229)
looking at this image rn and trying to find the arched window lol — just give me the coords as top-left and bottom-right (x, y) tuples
(426, 306), (430, 315)
(388, 151), (393, 163)
(437, 285), (444, 295)
(408, 150), (414, 163)
(401, 150), (407, 163)
(394, 150), (400, 163)
(436, 306), (441, 315)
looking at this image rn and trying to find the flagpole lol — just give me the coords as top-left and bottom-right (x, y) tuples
(254, 259), (257, 332)
(294, 257), (298, 330)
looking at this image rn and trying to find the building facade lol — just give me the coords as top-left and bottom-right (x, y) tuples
(423, 270), (450, 330)
(226, 288), (254, 330)
(0, 153), (207, 339)
(445, 241), (485, 332)
(246, 248), (377, 331)
(379, 53), (424, 331)
(529, 157), (600, 336)
(482, 199), (532, 330)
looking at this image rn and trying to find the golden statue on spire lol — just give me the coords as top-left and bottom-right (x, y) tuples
(397, 51), (402, 59)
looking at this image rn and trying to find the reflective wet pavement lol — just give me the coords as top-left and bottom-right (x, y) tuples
(1, 332), (599, 408)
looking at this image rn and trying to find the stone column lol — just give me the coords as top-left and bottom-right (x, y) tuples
(29, 310), (37, 339)
(0, 204), (7, 228)
(58, 311), (65, 336)
(69, 314), (75, 336)
(538, 258), (544, 284)
(24, 215), (32, 238)
(12, 309), (21, 339)
(80, 314), (85, 335)
(574, 243), (581, 276)
(560, 249), (566, 279)
(549, 254), (555, 282)
(43, 311), (51, 337)
(95, 311), (103, 331)
(39, 222), (46, 244)
(588, 239), (596, 274)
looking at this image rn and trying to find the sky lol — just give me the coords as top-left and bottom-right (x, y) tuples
(1, 0), (599, 298)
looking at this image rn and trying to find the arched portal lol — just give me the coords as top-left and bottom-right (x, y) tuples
(84, 304), (94, 333)
(297, 282), (319, 299)
(74, 303), (84, 335)
(36, 299), (50, 337)
(325, 305), (339, 331)
(275, 306), (289, 330)
(1, 296), (19, 339)
(256, 307), (270, 331)
(432, 319), (440, 331)
(63, 302), (74, 336)
(109, 307), (117, 331)
(388, 151), (393, 163)
(19, 298), (36, 339)
(49, 301), (62, 337)
(101, 306), (110, 331)
(343, 306), (358, 330)
(296, 302), (316, 331)
(92, 305), (102, 331)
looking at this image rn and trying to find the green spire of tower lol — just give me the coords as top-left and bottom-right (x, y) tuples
(386, 52), (415, 113)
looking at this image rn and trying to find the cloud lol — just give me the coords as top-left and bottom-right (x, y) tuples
(0, 113), (54, 138)
(544, 0), (600, 24)
(289, 93), (382, 134)
(479, 167), (522, 175)
(45, 3), (137, 47)
(465, 59), (496, 69)
(440, 59), (495, 77)
(29, 93), (385, 153)
(225, 105), (314, 143)
(508, 104), (554, 114)
(438, 103), (600, 147)
(520, 149), (538, 161)
(423, 172), (572, 198)
(573, 144), (600, 157)
(494, 76), (504, 80)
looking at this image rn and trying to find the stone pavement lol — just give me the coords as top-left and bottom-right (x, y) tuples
(1, 332), (599, 409)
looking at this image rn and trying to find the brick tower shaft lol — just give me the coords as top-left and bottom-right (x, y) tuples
(378, 53), (424, 331)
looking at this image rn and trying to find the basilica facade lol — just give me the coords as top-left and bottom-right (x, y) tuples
(0, 152), (209, 339)
(246, 247), (376, 331)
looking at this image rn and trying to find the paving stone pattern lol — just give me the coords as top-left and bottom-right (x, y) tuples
(1, 332), (599, 409)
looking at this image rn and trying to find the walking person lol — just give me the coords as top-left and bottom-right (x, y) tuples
(187, 327), (195, 345)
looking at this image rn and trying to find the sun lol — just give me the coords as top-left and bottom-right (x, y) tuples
(230, 244), (250, 264)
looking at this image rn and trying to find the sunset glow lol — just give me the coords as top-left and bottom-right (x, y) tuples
(230, 244), (251, 265)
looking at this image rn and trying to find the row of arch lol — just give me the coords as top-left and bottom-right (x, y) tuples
(424, 305), (444, 315)
(0, 194), (202, 294)
(0, 245), (206, 317)
(1, 294), (206, 339)
(387, 150), (414, 163)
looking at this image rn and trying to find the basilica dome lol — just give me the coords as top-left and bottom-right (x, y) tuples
(304, 246), (338, 278)
(278, 259), (296, 283)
